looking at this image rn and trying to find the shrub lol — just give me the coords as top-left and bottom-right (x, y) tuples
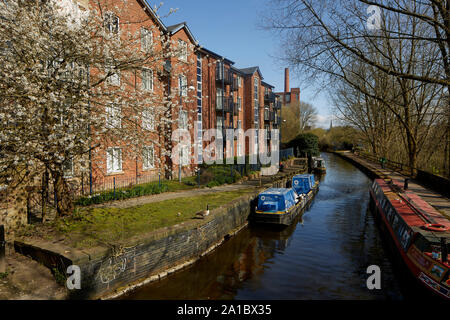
(75, 182), (169, 206)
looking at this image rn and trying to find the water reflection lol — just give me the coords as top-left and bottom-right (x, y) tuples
(123, 153), (414, 300)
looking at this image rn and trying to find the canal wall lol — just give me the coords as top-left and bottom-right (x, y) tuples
(13, 168), (301, 300)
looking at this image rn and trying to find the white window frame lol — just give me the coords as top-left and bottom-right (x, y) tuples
(107, 148), (122, 174)
(179, 110), (188, 130)
(63, 158), (74, 178)
(106, 61), (120, 86)
(141, 28), (152, 52)
(105, 12), (119, 35)
(178, 74), (187, 97)
(106, 103), (121, 128)
(142, 68), (153, 91)
(178, 40), (187, 62)
(142, 108), (155, 130)
(142, 145), (154, 170)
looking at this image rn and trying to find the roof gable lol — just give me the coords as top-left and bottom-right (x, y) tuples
(167, 22), (198, 45)
(239, 66), (263, 79)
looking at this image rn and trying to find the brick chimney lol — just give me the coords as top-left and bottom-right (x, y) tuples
(284, 68), (290, 104)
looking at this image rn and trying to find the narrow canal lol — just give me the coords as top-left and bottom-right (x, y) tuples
(123, 153), (416, 300)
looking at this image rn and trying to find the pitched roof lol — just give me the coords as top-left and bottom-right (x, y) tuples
(198, 47), (235, 65)
(261, 81), (274, 88)
(167, 21), (198, 45)
(138, 0), (168, 32)
(239, 66), (263, 79)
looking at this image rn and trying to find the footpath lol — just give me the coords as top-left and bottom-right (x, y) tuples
(338, 151), (450, 221)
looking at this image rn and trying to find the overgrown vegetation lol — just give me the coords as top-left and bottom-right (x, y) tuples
(287, 133), (320, 157)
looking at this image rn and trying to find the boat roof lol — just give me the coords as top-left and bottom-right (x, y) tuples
(260, 188), (293, 196)
(294, 174), (313, 178)
(376, 179), (450, 230)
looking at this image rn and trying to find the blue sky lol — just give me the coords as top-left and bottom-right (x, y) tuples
(150, 0), (333, 128)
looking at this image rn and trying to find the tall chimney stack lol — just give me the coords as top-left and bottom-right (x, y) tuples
(284, 68), (290, 104)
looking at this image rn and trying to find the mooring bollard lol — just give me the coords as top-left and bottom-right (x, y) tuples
(0, 225), (5, 273)
(404, 178), (409, 190)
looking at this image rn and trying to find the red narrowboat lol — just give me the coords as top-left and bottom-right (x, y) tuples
(369, 179), (450, 300)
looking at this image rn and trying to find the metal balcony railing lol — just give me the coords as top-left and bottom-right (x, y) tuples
(216, 96), (233, 113)
(274, 100), (282, 110)
(216, 66), (232, 85)
(264, 92), (276, 103)
(230, 77), (238, 91)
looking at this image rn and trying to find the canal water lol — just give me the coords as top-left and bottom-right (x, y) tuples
(123, 153), (415, 300)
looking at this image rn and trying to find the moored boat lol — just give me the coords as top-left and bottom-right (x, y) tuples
(312, 157), (326, 174)
(369, 179), (450, 300)
(253, 174), (319, 226)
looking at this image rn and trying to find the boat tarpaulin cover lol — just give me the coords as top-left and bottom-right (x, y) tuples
(293, 174), (314, 195)
(257, 188), (297, 213)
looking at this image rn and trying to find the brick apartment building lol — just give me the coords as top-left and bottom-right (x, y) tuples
(70, 0), (281, 191)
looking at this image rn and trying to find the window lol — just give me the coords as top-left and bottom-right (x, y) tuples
(237, 120), (243, 156)
(178, 74), (187, 96)
(141, 28), (152, 52)
(142, 108), (155, 130)
(217, 116), (223, 138)
(106, 103), (121, 128)
(179, 40), (187, 62)
(142, 68), (153, 91)
(143, 145), (154, 170)
(106, 61), (120, 86)
(179, 110), (188, 130)
(216, 87), (223, 110)
(107, 148), (122, 173)
(285, 94), (291, 103)
(105, 12), (119, 34)
(63, 159), (74, 178)
(238, 76), (242, 87)
(237, 97), (242, 111)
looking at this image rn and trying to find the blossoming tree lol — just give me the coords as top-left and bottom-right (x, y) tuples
(0, 0), (187, 217)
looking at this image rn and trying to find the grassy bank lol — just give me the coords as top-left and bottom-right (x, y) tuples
(57, 188), (254, 248)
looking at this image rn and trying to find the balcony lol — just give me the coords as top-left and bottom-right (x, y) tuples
(274, 100), (282, 110)
(216, 65), (232, 85)
(216, 96), (233, 113)
(230, 77), (239, 91)
(264, 92), (276, 103)
(264, 109), (270, 122)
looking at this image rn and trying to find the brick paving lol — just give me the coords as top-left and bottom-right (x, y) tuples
(341, 152), (450, 221)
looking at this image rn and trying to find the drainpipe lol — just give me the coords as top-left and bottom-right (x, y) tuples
(222, 59), (225, 162)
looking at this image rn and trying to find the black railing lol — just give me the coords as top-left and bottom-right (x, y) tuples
(264, 92), (276, 103)
(216, 96), (233, 113)
(216, 66), (232, 85)
(230, 77), (238, 91)
(274, 100), (282, 110)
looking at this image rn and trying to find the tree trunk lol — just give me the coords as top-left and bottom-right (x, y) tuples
(52, 169), (74, 217)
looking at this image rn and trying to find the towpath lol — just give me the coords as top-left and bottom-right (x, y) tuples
(338, 151), (450, 220)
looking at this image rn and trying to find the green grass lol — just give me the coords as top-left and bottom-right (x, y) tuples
(75, 177), (198, 207)
(57, 189), (254, 248)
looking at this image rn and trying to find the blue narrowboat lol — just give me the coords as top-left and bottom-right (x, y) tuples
(253, 174), (319, 226)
